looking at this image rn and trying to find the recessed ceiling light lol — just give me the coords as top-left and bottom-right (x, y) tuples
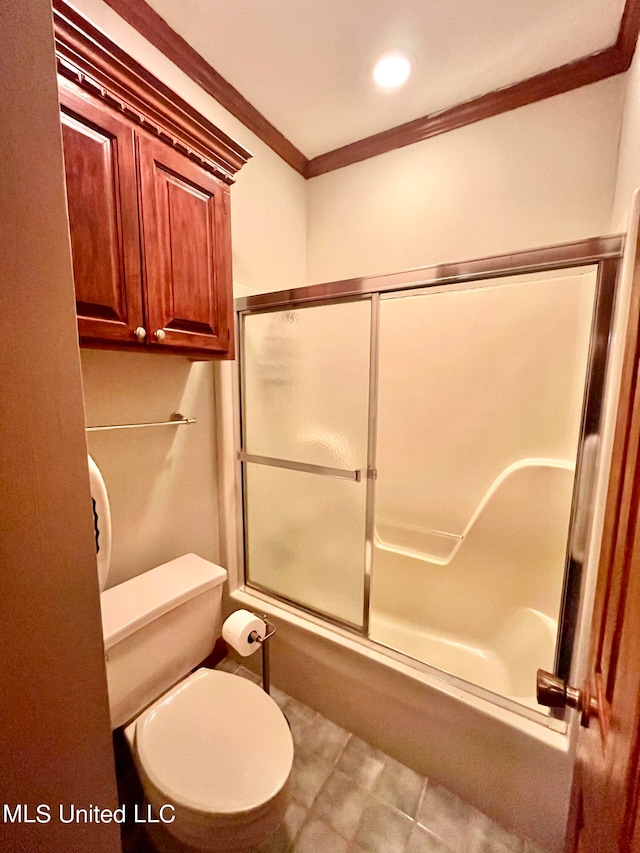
(372, 50), (414, 89)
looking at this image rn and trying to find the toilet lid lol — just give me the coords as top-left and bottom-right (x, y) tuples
(136, 669), (294, 815)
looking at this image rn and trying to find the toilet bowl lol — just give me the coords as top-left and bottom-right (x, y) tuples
(126, 669), (293, 852)
(89, 456), (294, 851)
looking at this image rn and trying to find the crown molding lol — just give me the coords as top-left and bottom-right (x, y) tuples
(53, 0), (251, 183)
(95, 0), (639, 180)
(100, 0), (307, 176)
(306, 45), (627, 178)
(618, 0), (640, 57)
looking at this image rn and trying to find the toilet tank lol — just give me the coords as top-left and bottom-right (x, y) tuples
(100, 554), (227, 729)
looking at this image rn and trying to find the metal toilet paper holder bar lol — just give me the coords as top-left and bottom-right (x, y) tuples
(248, 615), (276, 694)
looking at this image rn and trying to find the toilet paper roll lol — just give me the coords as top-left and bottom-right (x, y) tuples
(222, 609), (266, 657)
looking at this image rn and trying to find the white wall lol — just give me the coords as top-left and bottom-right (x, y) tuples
(67, 0), (308, 585)
(307, 77), (624, 283)
(0, 1), (119, 849)
(612, 36), (640, 230)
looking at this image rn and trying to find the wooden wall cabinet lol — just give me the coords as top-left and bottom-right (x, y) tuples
(54, 1), (250, 359)
(60, 85), (144, 346)
(137, 133), (232, 355)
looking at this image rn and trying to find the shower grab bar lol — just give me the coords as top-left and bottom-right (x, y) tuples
(238, 451), (363, 481)
(86, 412), (196, 432)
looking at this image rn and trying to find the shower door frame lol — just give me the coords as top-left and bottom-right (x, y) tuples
(235, 235), (623, 723)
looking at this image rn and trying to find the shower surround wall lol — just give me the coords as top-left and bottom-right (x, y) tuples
(259, 77), (624, 853)
(370, 272), (596, 706)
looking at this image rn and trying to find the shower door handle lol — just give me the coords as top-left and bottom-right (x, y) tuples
(536, 669), (599, 727)
(237, 451), (363, 481)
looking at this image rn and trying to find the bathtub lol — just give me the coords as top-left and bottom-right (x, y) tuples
(369, 606), (557, 710)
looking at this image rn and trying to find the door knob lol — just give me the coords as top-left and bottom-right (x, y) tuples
(133, 326), (146, 341)
(154, 329), (166, 342)
(536, 669), (598, 726)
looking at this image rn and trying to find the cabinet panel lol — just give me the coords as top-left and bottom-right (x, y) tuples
(59, 83), (144, 344)
(136, 133), (233, 356)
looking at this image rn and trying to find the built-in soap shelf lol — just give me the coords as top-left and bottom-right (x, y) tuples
(374, 458), (575, 566)
(85, 411), (196, 432)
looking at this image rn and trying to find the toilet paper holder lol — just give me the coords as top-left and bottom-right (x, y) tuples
(248, 615), (276, 694)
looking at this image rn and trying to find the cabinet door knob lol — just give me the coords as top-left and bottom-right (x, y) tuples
(134, 326), (146, 341)
(154, 329), (167, 342)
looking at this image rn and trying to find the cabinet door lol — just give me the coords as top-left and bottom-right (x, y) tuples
(136, 133), (234, 357)
(59, 82), (144, 344)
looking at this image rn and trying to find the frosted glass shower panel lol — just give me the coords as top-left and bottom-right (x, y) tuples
(242, 301), (371, 469)
(370, 268), (598, 707)
(241, 298), (371, 626)
(245, 463), (366, 627)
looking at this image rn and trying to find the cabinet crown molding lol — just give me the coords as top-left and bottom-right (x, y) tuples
(53, 0), (251, 184)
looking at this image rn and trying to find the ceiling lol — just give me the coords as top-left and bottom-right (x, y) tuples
(137, 0), (625, 159)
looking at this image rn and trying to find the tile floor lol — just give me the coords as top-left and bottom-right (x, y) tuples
(118, 660), (549, 853)
(216, 660), (549, 853)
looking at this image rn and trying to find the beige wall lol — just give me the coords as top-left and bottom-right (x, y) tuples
(82, 352), (221, 588)
(307, 77), (624, 283)
(0, 1), (119, 850)
(612, 36), (640, 230)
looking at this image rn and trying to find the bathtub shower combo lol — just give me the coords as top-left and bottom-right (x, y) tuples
(234, 238), (621, 726)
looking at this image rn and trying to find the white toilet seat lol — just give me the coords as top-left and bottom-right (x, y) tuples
(134, 668), (294, 820)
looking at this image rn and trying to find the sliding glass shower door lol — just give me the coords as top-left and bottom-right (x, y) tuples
(237, 241), (618, 718)
(369, 270), (597, 707)
(240, 300), (371, 627)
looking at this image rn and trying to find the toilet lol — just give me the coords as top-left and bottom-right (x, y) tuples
(89, 456), (294, 851)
